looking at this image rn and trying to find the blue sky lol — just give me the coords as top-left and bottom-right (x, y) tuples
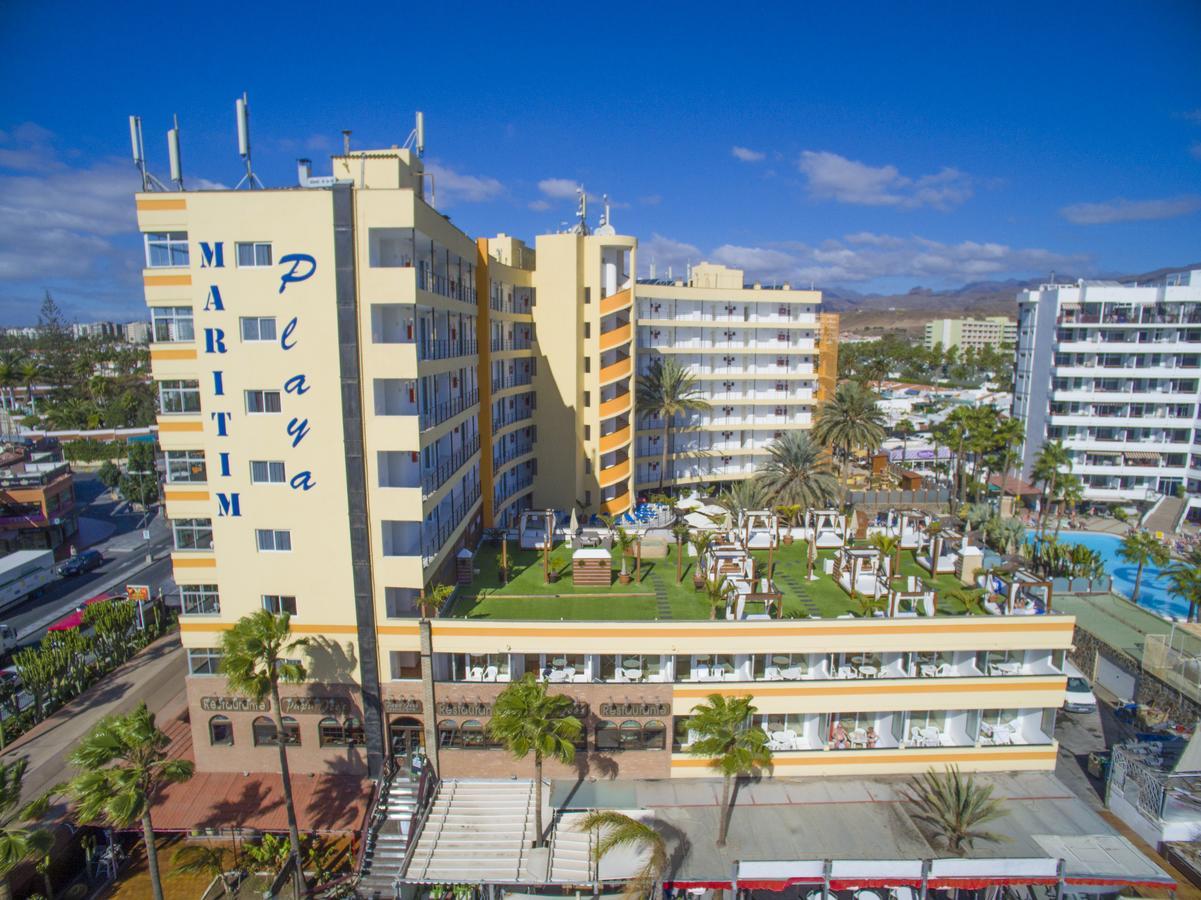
(1, 0), (1199, 323)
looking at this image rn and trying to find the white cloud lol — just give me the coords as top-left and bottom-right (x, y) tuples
(1180, 109), (1201, 124)
(639, 233), (703, 276)
(538, 177), (580, 199)
(423, 161), (505, 205)
(1190, 142), (1201, 160)
(639, 194), (662, 206)
(797, 150), (972, 210)
(527, 199), (551, 211)
(731, 146), (765, 162)
(646, 231), (1084, 287)
(1059, 195), (1201, 225)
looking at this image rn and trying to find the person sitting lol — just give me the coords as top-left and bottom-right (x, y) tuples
(865, 726), (879, 749)
(831, 722), (850, 749)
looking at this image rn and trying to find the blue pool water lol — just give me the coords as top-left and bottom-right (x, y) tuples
(1028, 530), (1184, 619)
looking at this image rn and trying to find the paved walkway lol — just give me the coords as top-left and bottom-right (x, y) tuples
(2, 632), (186, 809)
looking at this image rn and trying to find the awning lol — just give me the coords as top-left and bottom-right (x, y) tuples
(1123, 451), (1161, 461)
(927, 858), (1057, 889)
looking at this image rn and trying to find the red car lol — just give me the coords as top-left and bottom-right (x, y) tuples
(47, 593), (112, 632)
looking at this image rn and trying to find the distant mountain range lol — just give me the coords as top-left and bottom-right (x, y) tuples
(827, 262), (1201, 331)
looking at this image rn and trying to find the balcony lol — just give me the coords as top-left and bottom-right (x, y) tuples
(418, 338), (478, 362)
(421, 484), (482, 567)
(599, 356), (632, 385)
(599, 321), (633, 352)
(492, 371), (535, 392)
(490, 337), (534, 352)
(419, 390), (479, 433)
(599, 392), (633, 418)
(599, 457), (631, 487)
(599, 288), (632, 316)
(422, 435), (481, 499)
(599, 425), (632, 453)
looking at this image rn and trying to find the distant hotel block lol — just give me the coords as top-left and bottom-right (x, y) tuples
(923, 316), (1016, 352)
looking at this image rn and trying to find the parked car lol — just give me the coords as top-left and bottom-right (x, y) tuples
(57, 549), (103, 577)
(1064, 661), (1098, 713)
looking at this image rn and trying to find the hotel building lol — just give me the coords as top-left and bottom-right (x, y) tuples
(635, 263), (837, 489)
(138, 145), (1071, 790)
(1013, 271), (1201, 522)
(923, 315), (1017, 352)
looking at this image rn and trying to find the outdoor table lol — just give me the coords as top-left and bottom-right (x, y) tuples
(858, 665), (878, 677)
(771, 655), (791, 666)
(622, 657), (640, 667)
(920, 664), (937, 677)
(552, 657), (567, 667)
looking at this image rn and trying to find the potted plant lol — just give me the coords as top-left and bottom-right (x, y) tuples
(705, 575), (728, 620)
(615, 528), (637, 585)
(547, 549), (564, 583)
(778, 505), (800, 545)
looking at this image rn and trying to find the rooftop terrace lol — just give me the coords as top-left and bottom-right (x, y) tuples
(448, 540), (981, 621)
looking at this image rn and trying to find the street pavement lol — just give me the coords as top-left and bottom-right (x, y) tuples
(0, 473), (176, 650)
(2, 633), (185, 809)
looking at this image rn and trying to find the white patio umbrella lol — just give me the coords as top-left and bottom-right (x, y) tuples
(676, 496), (703, 511)
(685, 512), (717, 530)
(698, 503), (726, 517)
(569, 507), (579, 534)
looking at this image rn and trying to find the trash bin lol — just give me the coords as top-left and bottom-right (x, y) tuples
(1087, 751), (1109, 779)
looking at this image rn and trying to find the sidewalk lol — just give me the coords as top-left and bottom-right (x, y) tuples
(3, 631), (185, 808)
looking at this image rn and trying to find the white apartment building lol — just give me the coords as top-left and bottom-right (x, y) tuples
(1013, 270), (1201, 522)
(924, 316), (1017, 352)
(633, 263), (837, 489)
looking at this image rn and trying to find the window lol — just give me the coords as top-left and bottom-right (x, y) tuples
(159, 380), (201, 414)
(173, 518), (213, 551)
(256, 529), (292, 552)
(584, 323), (591, 339)
(319, 717), (345, 746)
(643, 720), (666, 750)
(236, 241), (273, 267)
(584, 391), (591, 408)
(262, 595), (297, 615)
(584, 357), (591, 373)
(181, 584), (220, 616)
(165, 450), (206, 483)
(438, 720), (460, 748)
(345, 717), (365, 744)
(145, 232), (189, 268)
(595, 720), (620, 751)
(250, 460), (286, 484)
(151, 307), (194, 342)
(209, 715), (234, 746)
(245, 390), (282, 414)
(460, 720), (489, 748)
(240, 316), (278, 341)
(252, 716), (300, 747)
(187, 648), (222, 676)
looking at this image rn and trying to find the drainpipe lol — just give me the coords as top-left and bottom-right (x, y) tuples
(420, 619), (439, 773)
(919, 859), (929, 900)
(821, 859), (831, 900)
(1054, 858), (1065, 900)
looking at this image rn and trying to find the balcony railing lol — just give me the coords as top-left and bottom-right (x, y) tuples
(419, 390), (479, 433)
(421, 483), (482, 566)
(418, 338), (478, 361)
(492, 371), (535, 391)
(493, 442), (535, 469)
(417, 268), (477, 306)
(490, 337), (534, 352)
(495, 473), (534, 506)
(421, 435), (481, 499)
(493, 405), (534, 430)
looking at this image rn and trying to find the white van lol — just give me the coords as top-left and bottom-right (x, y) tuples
(1064, 661), (1098, 713)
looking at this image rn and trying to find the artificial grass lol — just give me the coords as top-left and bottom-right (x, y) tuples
(448, 539), (981, 620)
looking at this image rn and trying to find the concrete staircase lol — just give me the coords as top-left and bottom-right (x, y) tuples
(404, 779), (538, 884)
(1143, 494), (1186, 534)
(549, 812), (594, 883)
(357, 777), (418, 898)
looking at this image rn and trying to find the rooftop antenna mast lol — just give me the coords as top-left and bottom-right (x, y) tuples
(167, 115), (184, 190)
(129, 116), (168, 191)
(402, 111), (425, 157)
(573, 186), (589, 235)
(234, 93), (263, 189)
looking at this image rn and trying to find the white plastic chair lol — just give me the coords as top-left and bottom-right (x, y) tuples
(850, 728), (867, 748)
(782, 730), (799, 750)
(469, 666), (484, 682)
(483, 666), (498, 682)
(782, 666), (803, 680)
(909, 726), (925, 746)
(992, 725), (1013, 745)
(764, 666), (783, 681)
(693, 665), (709, 682)
(921, 726), (941, 746)
(837, 665), (856, 679)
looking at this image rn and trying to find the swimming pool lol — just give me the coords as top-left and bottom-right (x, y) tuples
(1028, 530), (1183, 619)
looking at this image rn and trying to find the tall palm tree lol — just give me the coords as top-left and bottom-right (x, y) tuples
(1031, 440), (1071, 538)
(1053, 474), (1084, 539)
(66, 703), (194, 900)
(577, 811), (668, 900)
(419, 582), (454, 619)
(868, 533), (901, 582)
(687, 694), (772, 847)
(172, 844), (238, 896)
(636, 357), (710, 490)
(894, 418), (916, 466)
(813, 381), (886, 485)
(757, 432), (839, 509)
(705, 575), (729, 620)
(689, 531), (713, 588)
(489, 675), (581, 847)
(901, 766), (1005, 856)
(0, 759), (53, 900)
(219, 611), (310, 892)
(989, 417), (1026, 505)
(931, 407), (973, 507)
(1117, 531), (1170, 603)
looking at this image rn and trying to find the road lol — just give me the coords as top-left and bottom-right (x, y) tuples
(1, 473), (176, 651)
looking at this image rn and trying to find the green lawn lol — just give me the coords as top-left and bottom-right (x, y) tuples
(447, 539), (981, 620)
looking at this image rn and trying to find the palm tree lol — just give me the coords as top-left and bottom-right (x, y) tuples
(813, 381), (886, 484)
(687, 694), (773, 847)
(1166, 549), (1201, 622)
(670, 520), (691, 584)
(689, 531), (712, 588)
(717, 478), (769, 521)
(989, 417), (1026, 505)
(705, 575), (729, 620)
(902, 766), (1005, 855)
(1053, 474), (1084, 539)
(219, 612), (310, 893)
(65, 703), (194, 900)
(614, 527), (638, 582)
(488, 675), (581, 847)
(1031, 440), (1071, 538)
(636, 357), (710, 490)
(757, 432), (839, 509)
(1118, 531), (1170, 603)
(0, 759), (53, 900)
(942, 586), (985, 616)
(931, 407), (973, 507)
(419, 583), (454, 619)
(895, 418), (916, 465)
(868, 533), (901, 583)
(172, 844), (239, 896)
(577, 811), (668, 900)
